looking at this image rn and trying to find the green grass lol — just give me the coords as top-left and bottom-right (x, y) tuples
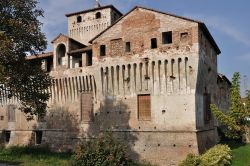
(0, 146), (72, 166)
(1, 142), (249, 166)
(225, 141), (250, 166)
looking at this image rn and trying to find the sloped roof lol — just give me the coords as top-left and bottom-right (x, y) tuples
(51, 33), (86, 48)
(65, 5), (123, 17)
(68, 45), (92, 55)
(218, 73), (231, 85)
(89, 6), (221, 54)
(26, 52), (53, 60)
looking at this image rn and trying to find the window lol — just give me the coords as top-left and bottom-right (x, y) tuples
(81, 93), (93, 123)
(162, 31), (172, 44)
(4, 130), (11, 143)
(86, 53), (92, 66)
(125, 42), (131, 52)
(79, 60), (82, 67)
(96, 12), (101, 19)
(151, 38), (157, 49)
(77, 16), (82, 23)
(56, 44), (66, 66)
(7, 105), (15, 122)
(204, 93), (211, 123)
(0, 116), (4, 120)
(138, 94), (151, 120)
(35, 131), (43, 145)
(100, 45), (106, 56)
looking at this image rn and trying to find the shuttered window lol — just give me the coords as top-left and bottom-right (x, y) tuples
(138, 94), (151, 120)
(81, 92), (93, 122)
(7, 105), (15, 122)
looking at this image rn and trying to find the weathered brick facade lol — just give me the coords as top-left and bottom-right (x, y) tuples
(0, 4), (231, 166)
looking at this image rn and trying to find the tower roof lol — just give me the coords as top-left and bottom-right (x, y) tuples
(65, 5), (123, 17)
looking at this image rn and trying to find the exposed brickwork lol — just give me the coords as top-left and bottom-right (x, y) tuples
(0, 5), (230, 166)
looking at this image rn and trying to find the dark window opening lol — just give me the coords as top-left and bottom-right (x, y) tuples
(125, 42), (131, 52)
(4, 130), (11, 143)
(100, 45), (106, 56)
(77, 16), (82, 23)
(96, 12), (101, 19)
(162, 31), (172, 44)
(79, 60), (82, 67)
(46, 58), (53, 72)
(0, 116), (4, 120)
(204, 93), (211, 123)
(138, 94), (151, 120)
(151, 38), (157, 49)
(56, 44), (66, 66)
(86, 52), (92, 66)
(35, 131), (43, 145)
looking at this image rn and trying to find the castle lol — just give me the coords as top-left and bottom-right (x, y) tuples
(0, 2), (231, 165)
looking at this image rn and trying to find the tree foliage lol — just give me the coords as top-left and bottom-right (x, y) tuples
(211, 72), (250, 139)
(179, 144), (232, 166)
(72, 133), (132, 166)
(0, 0), (51, 119)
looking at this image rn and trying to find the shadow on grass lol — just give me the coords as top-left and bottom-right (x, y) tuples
(220, 139), (246, 150)
(0, 146), (72, 164)
(0, 160), (22, 165)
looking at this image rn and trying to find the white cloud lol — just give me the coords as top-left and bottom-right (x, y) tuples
(183, 13), (250, 48)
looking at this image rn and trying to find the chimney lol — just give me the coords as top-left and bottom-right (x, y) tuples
(95, 0), (101, 8)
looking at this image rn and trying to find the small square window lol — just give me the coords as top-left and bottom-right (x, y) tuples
(125, 42), (131, 52)
(151, 38), (157, 49)
(162, 31), (172, 44)
(0, 116), (4, 120)
(100, 45), (106, 56)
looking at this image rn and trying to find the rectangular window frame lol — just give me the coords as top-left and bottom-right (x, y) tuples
(100, 45), (106, 56)
(138, 94), (151, 121)
(151, 38), (158, 49)
(162, 31), (172, 44)
(125, 42), (131, 52)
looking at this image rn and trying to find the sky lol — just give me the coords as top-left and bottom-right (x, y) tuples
(38, 0), (250, 93)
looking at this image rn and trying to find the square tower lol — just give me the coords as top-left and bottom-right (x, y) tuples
(66, 5), (122, 45)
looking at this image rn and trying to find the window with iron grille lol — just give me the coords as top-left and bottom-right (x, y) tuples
(138, 94), (151, 120)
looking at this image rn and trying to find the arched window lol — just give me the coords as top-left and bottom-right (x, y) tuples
(56, 44), (66, 66)
(77, 16), (82, 23)
(96, 12), (101, 19)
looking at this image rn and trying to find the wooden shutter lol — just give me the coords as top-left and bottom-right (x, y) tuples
(7, 105), (15, 122)
(81, 92), (93, 122)
(138, 94), (151, 120)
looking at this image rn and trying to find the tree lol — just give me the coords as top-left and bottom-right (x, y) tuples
(211, 72), (250, 140)
(0, 0), (51, 119)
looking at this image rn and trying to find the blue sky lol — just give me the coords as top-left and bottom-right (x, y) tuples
(38, 0), (250, 93)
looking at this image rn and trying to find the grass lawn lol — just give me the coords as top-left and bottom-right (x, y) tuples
(225, 141), (250, 166)
(0, 142), (249, 166)
(0, 146), (72, 166)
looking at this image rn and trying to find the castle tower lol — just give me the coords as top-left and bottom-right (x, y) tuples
(66, 2), (123, 45)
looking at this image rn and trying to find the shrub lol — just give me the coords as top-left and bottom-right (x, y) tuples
(72, 133), (132, 166)
(179, 144), (232, 166)
(199, 144), (232, 166)
(179, 153), (200, 166)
